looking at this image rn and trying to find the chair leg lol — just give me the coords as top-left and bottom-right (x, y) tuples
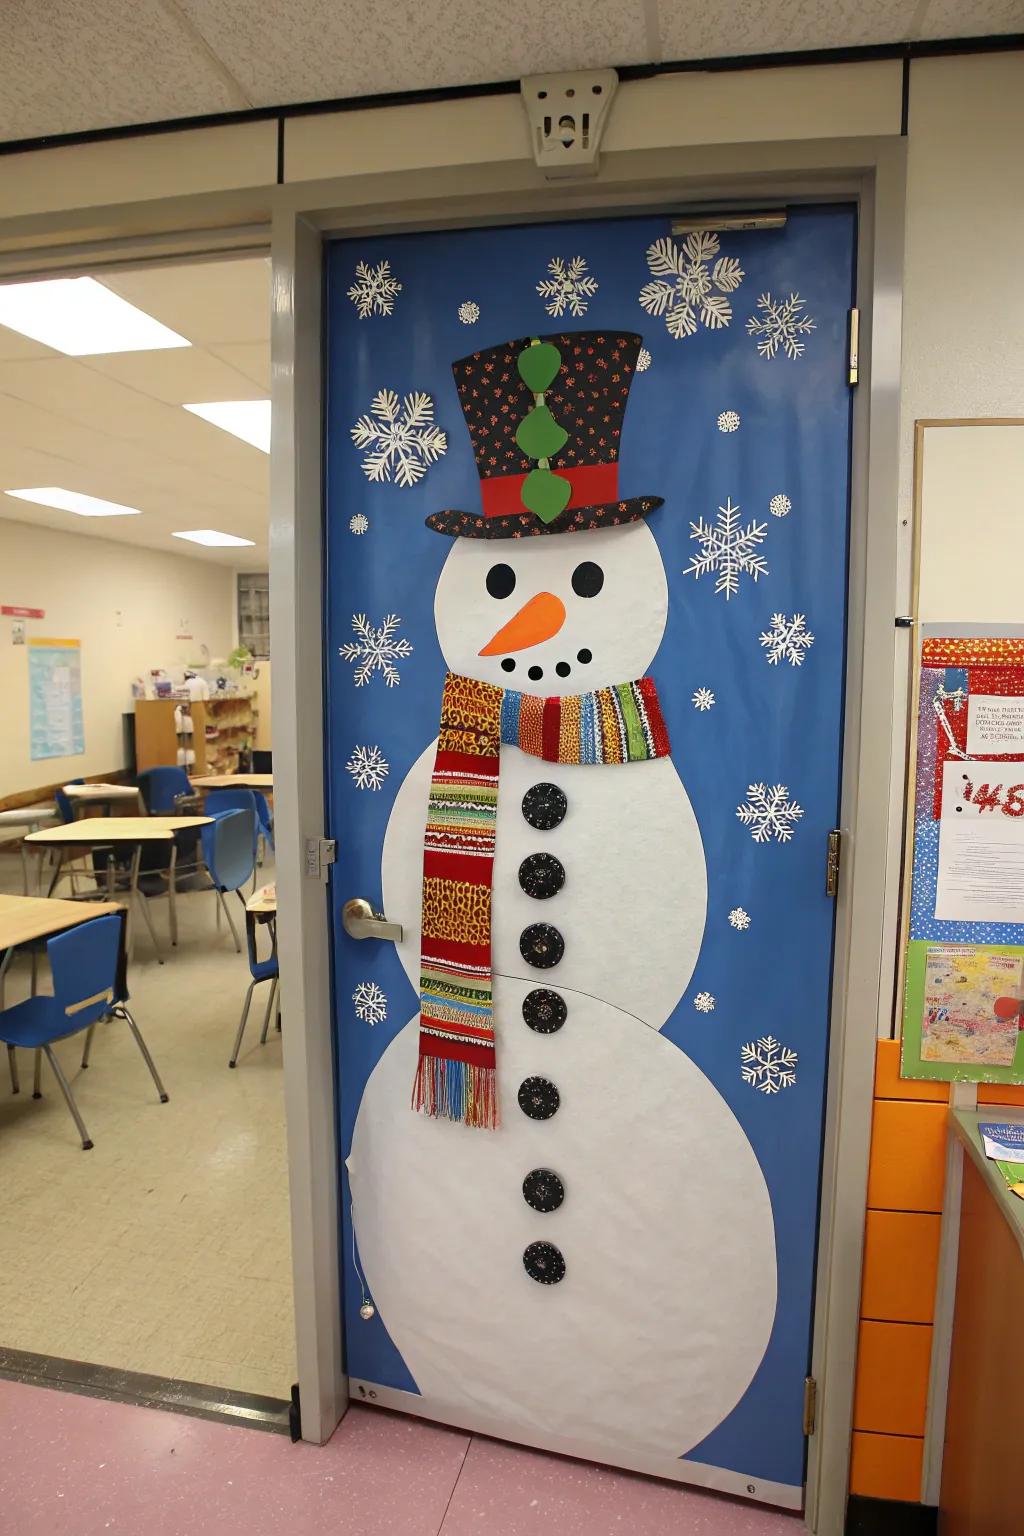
(82, 1020), (97, 1069)
(43, 1045), (93, 1150)
(168, 844), (179, 947)
(134, 888), (165, 966)
(33, 1048), (42, 1098)
(217, 889), (241, 953)
(259, 977), (279, 1046)
(7, 1045), (19, 1094)
(230, 980), (257, 1068)
(115, 1005), (169, 1103)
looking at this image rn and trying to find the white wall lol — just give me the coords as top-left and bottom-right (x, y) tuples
(0, 518), (236, 793)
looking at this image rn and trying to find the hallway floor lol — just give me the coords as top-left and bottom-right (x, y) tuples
(0, 1383), (800, 1536)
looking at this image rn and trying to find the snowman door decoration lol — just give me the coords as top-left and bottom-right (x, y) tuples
(348, 331), (777, 1465)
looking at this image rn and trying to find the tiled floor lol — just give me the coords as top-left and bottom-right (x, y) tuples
(0, 1383), (801, 1536)
(0, 848), (295, 1400)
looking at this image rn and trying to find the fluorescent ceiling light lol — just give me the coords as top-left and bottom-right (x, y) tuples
(6, 486), (142, 518)
(183, 399), (271, 452)
(173, 529), (255, 548)
(0, 276), (190, 355)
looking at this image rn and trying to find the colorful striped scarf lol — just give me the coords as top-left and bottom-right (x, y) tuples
(413, 671), (670, 1129)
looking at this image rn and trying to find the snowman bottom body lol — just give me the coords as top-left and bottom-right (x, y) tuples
(347, 741), (778, 1462)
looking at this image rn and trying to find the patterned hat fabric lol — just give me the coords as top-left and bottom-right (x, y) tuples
(426, 329), (663, 539)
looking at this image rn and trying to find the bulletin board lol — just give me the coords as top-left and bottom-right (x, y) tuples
(900, 421), (1024, 1082)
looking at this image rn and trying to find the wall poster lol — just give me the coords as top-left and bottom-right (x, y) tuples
(28, 636), (84, 760)
(901, 628), (1024, 1082)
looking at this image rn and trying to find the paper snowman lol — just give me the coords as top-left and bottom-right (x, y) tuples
(348, 331), (776, 1461)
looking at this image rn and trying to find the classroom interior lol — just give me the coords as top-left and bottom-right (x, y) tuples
(0, 256), (294, 1409)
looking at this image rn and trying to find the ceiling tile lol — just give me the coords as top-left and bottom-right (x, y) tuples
(101, 259), (271, 346)
(177, 0), (651, 105)
(913, 0), (1024, 38)
(209, 341), (271, 390)
(658, 1), (920, 60)
(81, 348), (267, 406)
(0, 0), (249, 142)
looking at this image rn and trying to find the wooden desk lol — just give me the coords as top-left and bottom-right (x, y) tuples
(939, 1110), (1024, 1534)
(0, 806), (59, 893)
(191, 774), (273, 791)
(25, 816), (211, 846)
(0, 893), (120, 949)
(24, 818), (212, 963)
(246, 883), (277, 917)
(61, 782), (141, 813)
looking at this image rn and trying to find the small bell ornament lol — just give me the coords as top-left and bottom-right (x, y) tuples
(359, 1301), (376, 1321)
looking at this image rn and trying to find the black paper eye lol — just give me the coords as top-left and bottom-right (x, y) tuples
(486, 563), (516, 599)
(523, 1240), (566, 1285)
(571, 561), (604, 598)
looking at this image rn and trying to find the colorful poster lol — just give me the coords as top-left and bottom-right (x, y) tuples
(920, 946), (1022, 1064)
(28, 637), (84, 760)
(902, 629), (1024, 1082)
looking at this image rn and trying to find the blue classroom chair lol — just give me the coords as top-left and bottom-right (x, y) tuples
(200, 809), (256, 953)
(0, 914), (168, 1151)
(230, 907), (279, 1069)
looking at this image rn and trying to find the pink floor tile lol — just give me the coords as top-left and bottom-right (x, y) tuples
(437, 1435), (801, 1536)
(0, 1383), (469, 1536)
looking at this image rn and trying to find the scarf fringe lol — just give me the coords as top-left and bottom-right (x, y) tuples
(412, 1055), (499, 1130)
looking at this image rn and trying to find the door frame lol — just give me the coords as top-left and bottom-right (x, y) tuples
(0, 131), (905, 1535)
(272, 137), (905, 1533)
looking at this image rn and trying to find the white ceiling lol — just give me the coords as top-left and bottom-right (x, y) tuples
(0, 0), (1022, 142)
(0, 256), (270, 567)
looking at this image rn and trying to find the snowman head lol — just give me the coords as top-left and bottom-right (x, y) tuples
(434, 521), (668, 695)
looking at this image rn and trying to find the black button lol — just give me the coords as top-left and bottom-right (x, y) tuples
(518, 1076), (560, 1120)
(523, 1168), (565, 1213)
(518, 852), (565, 900)
(522, 989), (567, 1034)
(522, 783), (567, 831)
(520, 923), (564, 969)
(523, 1241), (566, 1285)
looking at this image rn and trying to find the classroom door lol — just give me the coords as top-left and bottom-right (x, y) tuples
(323, 207), (855, 1510)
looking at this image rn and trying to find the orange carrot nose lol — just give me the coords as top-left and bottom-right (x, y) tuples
(479, 591), (566, 655)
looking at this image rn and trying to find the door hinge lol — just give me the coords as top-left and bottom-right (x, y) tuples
(803, 1376), (817, 1437)
(825, 829), (842, 898)
(304, 836), (336, 882)
(847, 307), (860, 385)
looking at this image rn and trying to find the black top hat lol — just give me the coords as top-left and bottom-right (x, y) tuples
(426, 329), (663, 539)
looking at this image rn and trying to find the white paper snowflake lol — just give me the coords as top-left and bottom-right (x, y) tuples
(347, 260), (402, 319)
(747, 292), (816, 360)
(741, 1035), (798, 1094)
(346, 744), (390, 790)
(349, 513), (369, 535)
(339, 614), (413, 688)
(692, 687), (716, 711)
(639, 232), (745, 341)
(694, 992), (716, 1014)
(458, 300), (480, 325)
(769, 494), (792, 519)
(684, 498), (769, 600)
(760, 613), (815, 668)
(728, 907), (751, 931)
(636, 347), (652, 372)
(536, 255), (599, 318)
(350, 390), (447, 488)
(717, 410), (741, 433)
(736, 784), (804, 844)
(353, 981), (388, 1026)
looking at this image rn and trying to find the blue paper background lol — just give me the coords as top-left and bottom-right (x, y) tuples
(323, 205), (856, 1491)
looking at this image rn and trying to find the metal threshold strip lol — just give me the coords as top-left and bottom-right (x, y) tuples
(0, 1346), (292, 1436)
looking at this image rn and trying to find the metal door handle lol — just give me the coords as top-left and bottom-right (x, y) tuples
(342, 897), (403, 943)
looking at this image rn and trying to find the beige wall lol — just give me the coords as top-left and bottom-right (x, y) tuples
(0, 518), (236, 794)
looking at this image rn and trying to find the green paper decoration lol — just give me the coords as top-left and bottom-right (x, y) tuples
(521, 467), (572, 522)
(516, 404), (568, 460)
(517, 341), (561, 393)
